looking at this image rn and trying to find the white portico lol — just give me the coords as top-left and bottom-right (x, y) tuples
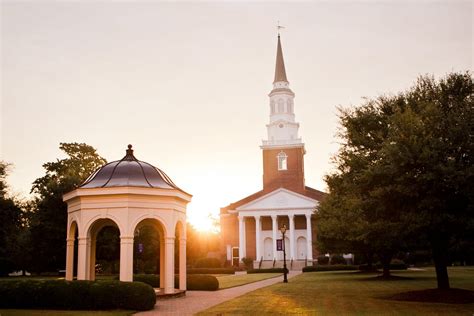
(230, 188), (316, 264)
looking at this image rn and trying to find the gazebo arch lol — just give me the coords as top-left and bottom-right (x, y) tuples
(63, 145), (192, 294)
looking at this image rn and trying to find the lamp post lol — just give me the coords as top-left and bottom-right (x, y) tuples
(280, 224), (288, 283)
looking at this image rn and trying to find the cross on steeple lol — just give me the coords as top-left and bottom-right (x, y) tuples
(277, 21), (285, 36)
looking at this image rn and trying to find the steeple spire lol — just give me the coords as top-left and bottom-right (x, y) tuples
(273, 35), (288, 83)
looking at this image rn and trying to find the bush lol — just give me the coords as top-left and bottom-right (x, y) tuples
(303, 265), (358, 272)
(186, 274), (218, 291)
(194, 257), (222, 268)
(125, 274), (219, 291)
(388, 259), (408, 270)
(330, 255), (347, 265)
(247, 268), (285, 274)
(187, 268), (235, 274)
(358, 264), (378, 272)
(241, 257), (254, 269)
(317, 255), (329, 265)
(0, 280), (156, 311)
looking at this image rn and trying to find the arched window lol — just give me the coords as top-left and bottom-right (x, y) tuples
(270, 101), (275, 114)
(277, 151), (288, 170)
(278, 99), (284, 113)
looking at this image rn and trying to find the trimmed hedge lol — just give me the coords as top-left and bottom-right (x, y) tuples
(187, 268), (235, 274)
(129, 274), (219, 291)
(247, 268), (285, 274)
(330, 255), (347, 265)
(0, 280), (156, 311)
(303, 265), (358, 272)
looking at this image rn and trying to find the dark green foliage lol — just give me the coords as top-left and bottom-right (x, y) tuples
(330, 255), (347, 265)
(317, 255), (329, 265)
(0, 280), (156, 311)
(247, 268), (285, 274)
(29, 143), (106, 273)
(303, 265), (358, 272)
(241, 257), (254, 269)
(187, 268), (235, 274)
(186, 274), (218, 291)
(317, 72), (474, 287)
(126, 274), (219, 291)
(359, 264), (379, 272)
(194, 257), (222, 268)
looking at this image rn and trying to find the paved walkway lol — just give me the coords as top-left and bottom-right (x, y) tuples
(137, 271), (302, 316)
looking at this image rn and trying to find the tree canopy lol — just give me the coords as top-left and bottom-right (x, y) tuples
(29, 142), (106, 273)
(317, 72), (473, 288)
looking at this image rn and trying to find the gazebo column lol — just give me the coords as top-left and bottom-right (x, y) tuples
(289, 214), (295, 260)
(271, 215), (277, 261)
(65, 238), (75, 281)
(306, 214), (313, 261)
(77, 237), (88, 280)
(119, 236), (134, 282)
(255, 216), (261, 262)
(89, 237), (96, 280)
(164, 237), (175, 294)
(179, 237), (186, 290)
(238, 216), (246, 261)
(160, 237), (165, 288)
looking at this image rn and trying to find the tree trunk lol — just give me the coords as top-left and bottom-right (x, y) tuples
(380, 253), (392, 278)
(432, 236), (450, 289)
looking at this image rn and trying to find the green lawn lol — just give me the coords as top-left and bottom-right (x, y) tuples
(0, 310), (133, 316)
(200, 267), (474, 315)
(217, 273), (282, 289)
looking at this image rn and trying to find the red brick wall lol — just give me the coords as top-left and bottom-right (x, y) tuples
(262, 147), (305, 193)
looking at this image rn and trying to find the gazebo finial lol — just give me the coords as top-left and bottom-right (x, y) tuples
(124, 144), (135, 161)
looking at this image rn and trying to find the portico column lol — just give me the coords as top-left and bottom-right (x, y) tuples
(289, 214), (295, 260)
(179, 237), (186, 290)
(77, 237), (88, 280)
(89, 237), (96, 280)
(119, 236), (134, 282)
(238, 216), (245, 261)
(65, 238), (75, 281)
(160, 237), (165, 288)
(255, 216), (261, 262)
(306, 214), (313, 260)
(164, 237), (175, 294)
(271, 215), (277, 260)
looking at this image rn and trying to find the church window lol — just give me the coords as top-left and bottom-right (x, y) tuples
(270, 101), (275, 114)
(278, 99), (284, 113)
(277, 152), (288, 170)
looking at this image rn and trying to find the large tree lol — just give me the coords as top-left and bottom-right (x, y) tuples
(318, 72), (473, 288)
(29, 142), (106, 273)
(0, 162), (24, 276)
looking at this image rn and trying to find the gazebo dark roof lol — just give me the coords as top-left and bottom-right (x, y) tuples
(80, 145), (182, 191)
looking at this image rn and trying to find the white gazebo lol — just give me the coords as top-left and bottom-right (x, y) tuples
(63, 145), (191, 294)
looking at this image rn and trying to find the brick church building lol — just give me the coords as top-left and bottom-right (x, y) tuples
(220, 35), (325, 269)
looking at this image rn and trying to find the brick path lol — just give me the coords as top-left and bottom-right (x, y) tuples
(136, 271), (302, 316)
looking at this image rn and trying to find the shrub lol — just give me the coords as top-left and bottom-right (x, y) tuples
(388, 259), (408, 270)
(247, 268), (285, 274)
(187, 268), (235, 274)
(241, 257), (254, 269)
(133, 274), (160, 287)
(316, 255), (329, 265)
(194, 257), (222, 268)
(359, 264), (378, 272)
(330, 255), (347, 265)
(303, 265), (357, 272)
(186, 274), (218, 291)
(0, 280), (156, 311)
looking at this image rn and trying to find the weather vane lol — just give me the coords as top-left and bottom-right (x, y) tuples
(277, 21), (285, 36)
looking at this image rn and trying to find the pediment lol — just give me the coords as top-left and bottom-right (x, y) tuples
(236, 188), (317, 211)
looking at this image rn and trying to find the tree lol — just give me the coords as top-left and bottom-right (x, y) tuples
(0, 162), (24, 276)
(29, 143), (106, 273)
(318, 72), (473, 287)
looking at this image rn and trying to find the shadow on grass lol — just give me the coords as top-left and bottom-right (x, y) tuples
(382, 288), (474, 304)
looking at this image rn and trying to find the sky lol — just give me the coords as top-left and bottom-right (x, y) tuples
(1, 1), (472, 231)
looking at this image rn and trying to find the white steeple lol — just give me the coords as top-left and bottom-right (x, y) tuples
(262, 35), (303, 149)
